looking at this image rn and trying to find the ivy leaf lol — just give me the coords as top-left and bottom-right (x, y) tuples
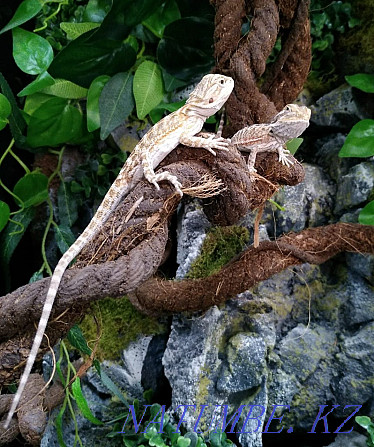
(359, 201), (374, 226)
(339, 119), (374, 158)
(40, 79), (88, 99)
(57, 182), (78, 227)
(0, 0), (43, 34)
(13, 172), (49, 208)
(99, 72), (134, 139)
(67, 325), (92, 355)
(0, 72), (27, 145)
(286, 137), (303, 154)
(0, 93), (11, 130)
(49, 30), (136, 88)
(134, 61), (164, 120)
(142, 0), (181, 38)
(23, 92), (53, 116)
(83, 0), (112, 23)
(86, 75), (110, 132)
(17, 71), (54, 97)
(0, 201), (10, 231)
(0, 207), (35, 291)
(54, 224), (76, 254)
(157, 17), (214, 81)
(12, 27), (53, 75)
(345, 74), (374, 93)
(60, 22), (100, 40)
(27, 97), (83, 147)
(72, 378), (103, 425)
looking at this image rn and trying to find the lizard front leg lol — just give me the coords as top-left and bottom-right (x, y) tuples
(180, 133), (230, 156)
(142, 152), (183, 196)
(277, 144), (294, 167)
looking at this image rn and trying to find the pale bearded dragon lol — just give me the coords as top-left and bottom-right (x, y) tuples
(4, 73), (234, 428)
(231, 104), (311, 179)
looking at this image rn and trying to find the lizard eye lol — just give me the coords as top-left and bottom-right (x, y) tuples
(209, 98), (214, 103)
(220, 79), (224, 84)
(285, 105), (291, 111)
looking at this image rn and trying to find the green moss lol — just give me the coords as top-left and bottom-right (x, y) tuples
(187, 226), (250, 279)
(79, 297), (164, 360)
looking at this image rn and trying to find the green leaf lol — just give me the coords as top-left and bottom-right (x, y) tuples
(0, 93), (11, 119)
(0, 201), (10, 232)
(134, 61), (164, 120)
(162, 69), (187, 92)
(55, 397), (68, 447)
(13, 172), (49, 208)
(286, 137), (303, 154)
(86, 75), (110, 132)
(0, 72), (27, 145)
(49, 29), (136, 88)
(98, 368), (129, 408)
(23, 92), (53, 115)
(18, 71), (54, 97)
(83, 0), (112, 23)
(54, 224), (76, 254)
(346, 74), (374, 93)
(99, 72), (134, 139)
(356, 415), (372, 429)
(29, 271), (43, 283)
(72, 378), (103, 425)
(177, 437), (191, 447)
(27, 97), (83, 147)
(0, 207), (35, 286)
(359, 201), (374, 226)
(67, 325), (92, 355)
(142, 0), (181, 38)
(0, 0), (43, 34)
(12, 27), (53, 75)
(40, 79), (88, 99)
(339, 120), (374, 158)
(149, 99), (185, 124)
(60, 22), (100, 40)
(57, 182), (78, 227)
(157, 17), (214, 81)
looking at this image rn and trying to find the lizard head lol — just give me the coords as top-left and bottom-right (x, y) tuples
(186, 74), (234, 116)
(270, 104), (311, 140)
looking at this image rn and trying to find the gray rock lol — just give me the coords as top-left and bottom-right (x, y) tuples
(326, 431), (367, 447)
(343, 272), (374, 325)
(334, 162), (374, 214)
(176, 200), (211, 278)
(264, 163), (335, 236)
(311, 84), (372, 130)
(346, 252), (374, 285)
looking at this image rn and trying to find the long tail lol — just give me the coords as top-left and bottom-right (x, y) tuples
(3, 163), (138, 429)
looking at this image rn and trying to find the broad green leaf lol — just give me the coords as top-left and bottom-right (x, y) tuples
(27, 97), (83, 147)
(54, 224), (76, 254)
(29, 271), (43, 283)
(134, 61), (164, 120)
(162, 69), (187, 92)
(17, 71), (54, 97)
(175, 0), (214, 18)
(0, 201), (10, 231)
(13, 172), (49, 208)
(86, 75), (110, 131)
(0, 0), (43, 34)
(49, 29), (136, 88)
(23, 92), (53, 116)
(57, 182), (78, 227)
(142, 0), (181, 38)
(177, 437), (191, 447)
(0, 72), (27, 145)
(67, 325), (92, 355)
(99, 72), (134, 139)
(339, 119), (374, 158)
(157, 17), (214, 81)
(83, 0), (112, 23)
(41, 79), (88, 99)
(0, 93), (11, 119)
(359, 201), (374, 226)
(60, 22), (100, 40)
(72, 378), (103, 425)
(0, 207), (35, 288)
(286, 137), (303, 154)
(356, 416), (372, 429)
(149, 99), (185, 124)
(346, 74), (374, 93)
(12, 27), (53, 75)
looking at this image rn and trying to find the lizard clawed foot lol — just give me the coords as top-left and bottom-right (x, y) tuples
(278, 148), (294, 167)
(247, 166), (258, 182)
(150, 171), (183, 196)
(201, 135), (230, 154)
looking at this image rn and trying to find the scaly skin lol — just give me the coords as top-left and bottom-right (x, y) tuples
(3, 74), (234, 429)
(231, 104), (311, 180)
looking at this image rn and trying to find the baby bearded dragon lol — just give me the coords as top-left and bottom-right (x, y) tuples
(4, 73), (234, 429)
(230, 104), (311, 179)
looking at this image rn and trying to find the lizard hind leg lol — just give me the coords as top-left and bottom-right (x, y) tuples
(148, 171), (183, 197)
